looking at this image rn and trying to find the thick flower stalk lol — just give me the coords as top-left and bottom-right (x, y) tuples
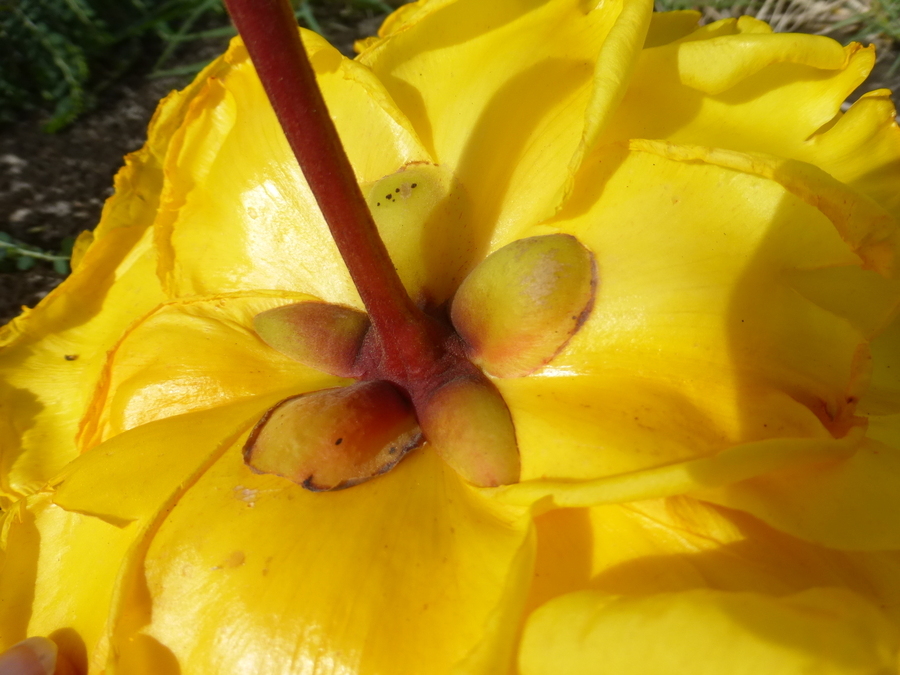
(2, 0), (900, 673)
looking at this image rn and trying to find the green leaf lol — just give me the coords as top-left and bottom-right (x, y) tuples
(16, 255), (35, 271)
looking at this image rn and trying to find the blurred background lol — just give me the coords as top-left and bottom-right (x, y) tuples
(0, 0), (898, 323)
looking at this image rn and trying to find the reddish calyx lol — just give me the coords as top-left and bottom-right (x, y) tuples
(225, 0), (595, 490)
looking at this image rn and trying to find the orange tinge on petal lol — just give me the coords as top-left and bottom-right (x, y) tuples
(243, 381), (422, 491)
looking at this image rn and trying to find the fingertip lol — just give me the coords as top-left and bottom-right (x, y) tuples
(0, 637), (57, 675)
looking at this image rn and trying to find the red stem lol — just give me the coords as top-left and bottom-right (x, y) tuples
(223, 0), (438, 380)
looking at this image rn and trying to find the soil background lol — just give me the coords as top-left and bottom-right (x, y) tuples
(1, 2), (899, 325)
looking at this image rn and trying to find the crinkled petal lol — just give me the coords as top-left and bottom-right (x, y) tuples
(0, 126), (187, 503)
(76, 292), (341, 450)
(806, 90), (900, 223)
(519, 587), (900, 675)
(359, 0), (651, 248)
(103, 442), (532, 675)
(157, 31), (431, 301)
(604, 16), (900, 222)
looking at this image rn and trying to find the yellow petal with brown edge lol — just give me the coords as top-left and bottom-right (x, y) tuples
(105, 445), (532, 675)
(0, 186), (161, 505)
(359, 0), (650, 249)
(604, 17), (900, 222)
(520, 145), (885, 477)
(0, 493), (137, 674)
(76, 292), (341, 451)
(157, 31), (431, 302)
(519, 587), (900, 675)
(526, 496), (900, 621)
(0, 54), (236, 503)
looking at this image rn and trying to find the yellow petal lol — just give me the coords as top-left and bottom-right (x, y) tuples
(53, 394), (288, 525)
(503, 144), (888, 483)
(0, 56), (227, 503)
(807, 90), (900, 222)
(157, 31), (430, 301)
(488, 428), (857, 509)
(359, 0), (649, 247)
(108, 444), (532, 675)
(693, 412), (900, 550)
(0, 494), (136, 673)
(519, 587), (900, 675)
(860, 311), (900, 416)
(525, 496), (900, 626)
(77, 292), (341, 450)
(603, 17), (900, 222)
(0, 172), (162, 505)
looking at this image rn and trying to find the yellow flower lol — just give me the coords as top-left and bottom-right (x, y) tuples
(2, 0), (900, 673)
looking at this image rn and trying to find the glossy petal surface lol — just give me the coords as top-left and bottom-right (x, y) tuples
(520, 587), (900, 675)
(128, 447), (532, 675)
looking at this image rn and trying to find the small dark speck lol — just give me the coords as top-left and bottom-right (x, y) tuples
(389, 446), (397, 454)
(395, 188), (400, 193)
(64, 354), (79, 361)
(335, 438), (343, 445)
(411, 183), (417, 188)
(386, 194), (393, 200)
(376, 202), (381, 206)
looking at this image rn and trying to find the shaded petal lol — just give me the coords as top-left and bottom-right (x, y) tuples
(0, 494), (137, 674)
(506, 143), (895, 482)
(158, 31), (431, 300)
(695, 437), (900, 551)
(860, 314), (900, 416)
(498, 374), (834, 484)
(77, 292), (342, 450)
(643, 10), (700, 49)
(0, 101), (196, 501)
(525, 496), (900, 625)
(111, 444), (532, 675)
(693, 414), (900, 550)
(519, 587), (900, 675)
(359, 0), (651, 248)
